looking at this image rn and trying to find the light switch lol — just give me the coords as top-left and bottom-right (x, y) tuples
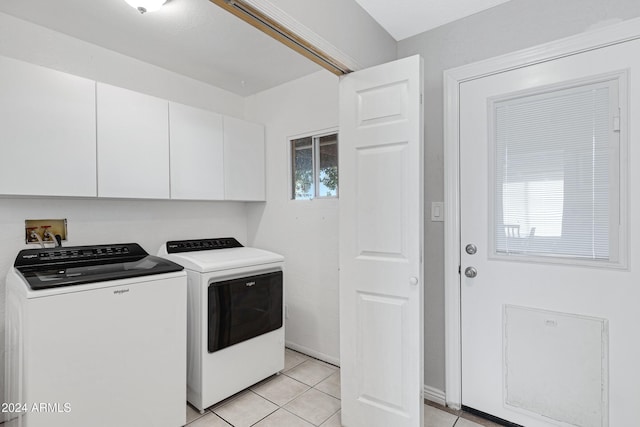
(431, 202), (444, 222)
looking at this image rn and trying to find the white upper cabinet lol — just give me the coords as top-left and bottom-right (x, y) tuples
(97, 83), (170, 199)
(169, 102), (224, 200)
(223, 116), (266, 201)
(0, 56), (266, 201)
(0, 56), (97, 197)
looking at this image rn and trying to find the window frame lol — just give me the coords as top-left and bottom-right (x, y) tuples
(290, 129), (339, 200)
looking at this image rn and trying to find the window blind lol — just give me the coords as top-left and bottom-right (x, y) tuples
(493, 80), (617, 261)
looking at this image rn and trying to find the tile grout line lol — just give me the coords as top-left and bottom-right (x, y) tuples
(245, 402), (279, 427)
(319, 406), (341, 427)
(286, 348), (340, 369)
(251, 380), (310, 407)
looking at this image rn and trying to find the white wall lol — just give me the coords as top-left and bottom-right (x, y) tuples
(245, 71), (340, 364)
(397, 0), (640, 398)
(0, 12), (250, 405)
(269, 0), (397, 70)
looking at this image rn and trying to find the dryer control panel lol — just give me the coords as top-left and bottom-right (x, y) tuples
(166, 237), (243, 254)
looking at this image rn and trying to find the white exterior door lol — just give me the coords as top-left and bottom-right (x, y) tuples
(459, 37), (640, 426)
(339, 55), (424, 427)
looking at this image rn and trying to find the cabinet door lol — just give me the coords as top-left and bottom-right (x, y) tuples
(169, 103), (224, 200)
(0, 56), (97, 197)
(97, 83), (169, 199)
(223, 116), (266, 201)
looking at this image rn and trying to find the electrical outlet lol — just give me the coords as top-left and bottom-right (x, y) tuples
(25, 219), (68, 244)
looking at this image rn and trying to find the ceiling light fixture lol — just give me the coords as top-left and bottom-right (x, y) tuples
(124, 0), (167, 14)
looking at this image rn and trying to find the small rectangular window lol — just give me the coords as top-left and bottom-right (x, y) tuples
(291, 132), (338, 200)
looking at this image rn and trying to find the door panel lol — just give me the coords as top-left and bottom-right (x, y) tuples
(356, 142), (408, 258)
(460, 38), (639, 427)
(339, 55), (423, 427)
(357, 292), (407, 410)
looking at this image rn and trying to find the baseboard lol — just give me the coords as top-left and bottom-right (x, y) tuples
(285, 341), (340, 367)
(423, 384), (446, 407)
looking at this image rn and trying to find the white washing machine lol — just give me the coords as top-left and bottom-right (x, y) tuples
(158, 237), (284, 412)
(5, 243), (187, 427)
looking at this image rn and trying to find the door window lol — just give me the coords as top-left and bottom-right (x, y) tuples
(490, 77), (624, 264)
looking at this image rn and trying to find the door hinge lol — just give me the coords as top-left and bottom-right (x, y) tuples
(458, 265), (461, 274)
(420, 93), (423, 105)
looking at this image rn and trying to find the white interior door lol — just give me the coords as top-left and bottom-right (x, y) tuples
(460, 38), (640, 426)
(339, 55), (424, 427)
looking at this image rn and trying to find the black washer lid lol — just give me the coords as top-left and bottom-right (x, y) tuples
(14, 243), (184, 290)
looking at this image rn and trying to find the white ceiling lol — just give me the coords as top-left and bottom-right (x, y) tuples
(0, 0), (512, 96)
(0, 0), (321, 96)
(354, 0), (513, 40)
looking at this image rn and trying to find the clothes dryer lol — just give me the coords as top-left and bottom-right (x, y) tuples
(158, 237), (284, 412)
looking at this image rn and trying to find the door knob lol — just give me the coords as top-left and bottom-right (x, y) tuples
(409, 277), (419, 286)
(464, 267), (477, 278)
(465, 244), (477, 255)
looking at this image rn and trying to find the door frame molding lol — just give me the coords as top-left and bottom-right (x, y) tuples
(443, 17), (640, 409)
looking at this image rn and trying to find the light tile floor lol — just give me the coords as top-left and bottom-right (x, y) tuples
(184, 349), (497, 427)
